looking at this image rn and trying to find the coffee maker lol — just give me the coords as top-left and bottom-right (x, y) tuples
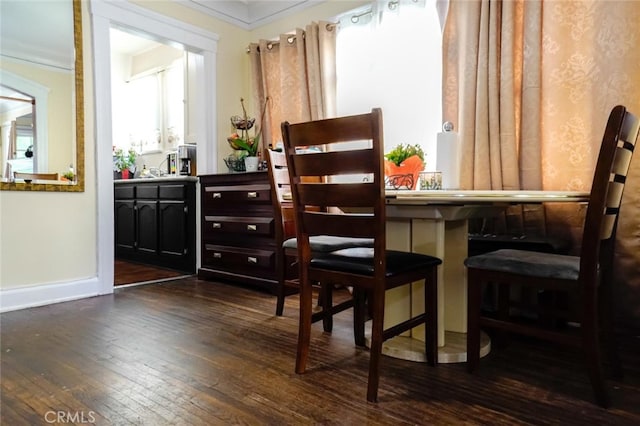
(177, 144), (197, 176)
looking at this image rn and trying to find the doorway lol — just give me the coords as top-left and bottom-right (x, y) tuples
(110, 29), (190, 286)
(91, 0), (219, 295)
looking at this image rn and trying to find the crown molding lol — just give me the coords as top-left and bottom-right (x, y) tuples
(177, 0), (326, 30)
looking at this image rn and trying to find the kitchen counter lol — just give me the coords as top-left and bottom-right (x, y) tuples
(114, 175), (198, 184)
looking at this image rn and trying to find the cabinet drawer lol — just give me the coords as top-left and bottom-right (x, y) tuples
(203, 184), (271, 205)
(203, 244), (274, 269)
(115, 185), (135, 199)
(159, 184), (186, 199)
(137, 185), (159, 199)
(203, 216), (273, 236)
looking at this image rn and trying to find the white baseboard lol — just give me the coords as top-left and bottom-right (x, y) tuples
(0, 277), (105, 313)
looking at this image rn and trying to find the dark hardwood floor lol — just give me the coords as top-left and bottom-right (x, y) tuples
(114, 259), (189, 286)
(1, 277), (639, 425)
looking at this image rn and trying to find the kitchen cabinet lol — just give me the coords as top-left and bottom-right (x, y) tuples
(198, 172), (277, 292)
(114, 178), (196, 273)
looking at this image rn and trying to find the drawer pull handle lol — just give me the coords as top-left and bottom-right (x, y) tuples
(248, 256), (258, 264)
(213, 223), (222, 229)
(247, 224), (257, 231)
(212, 192), (222, 199)
(247, 192), (258, 198)
(213, 252), (222, 259)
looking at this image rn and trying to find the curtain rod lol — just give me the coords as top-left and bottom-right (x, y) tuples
(246, 22), (336, 54)
(349, 0), (421, 23)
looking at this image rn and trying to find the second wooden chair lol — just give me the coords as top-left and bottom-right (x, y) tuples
(266, 149), (372, 333)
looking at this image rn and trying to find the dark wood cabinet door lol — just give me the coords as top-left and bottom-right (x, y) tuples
(115, 200), (136, 253)
(136, 200), (158, 254)
(159, 200), (187, 257)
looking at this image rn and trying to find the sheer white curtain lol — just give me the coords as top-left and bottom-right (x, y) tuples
(336, 0), (442, 168)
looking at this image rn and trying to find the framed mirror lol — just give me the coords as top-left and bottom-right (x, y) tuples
(0, 0), (84, 192)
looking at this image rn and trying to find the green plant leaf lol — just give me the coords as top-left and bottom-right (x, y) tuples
(384, 143), (425, 166)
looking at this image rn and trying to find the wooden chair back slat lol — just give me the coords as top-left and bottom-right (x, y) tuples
(14, 172), (59, 181)
(285, 112), (376, 148)
(302, 211), (377, 239)
(291, 149), (377, 177)
(297, 182), (379, 208)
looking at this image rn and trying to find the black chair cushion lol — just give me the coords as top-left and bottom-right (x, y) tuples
(283, 236), (374, 253)
(311, 247), (442, 277)
(464, 248), (580, 280)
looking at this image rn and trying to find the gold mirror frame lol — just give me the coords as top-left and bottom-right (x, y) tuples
(0, 0), (84, 192)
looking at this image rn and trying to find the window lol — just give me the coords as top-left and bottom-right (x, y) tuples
(336, 0), (442, 169)
(121, 59), (184, 153)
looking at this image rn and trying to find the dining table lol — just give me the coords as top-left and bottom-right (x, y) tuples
(381, 189), (590, 363)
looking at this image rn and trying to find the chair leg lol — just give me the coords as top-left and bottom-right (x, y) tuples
(275, 259), (287, 316)
(366, 288), (386, 402)
(583, 295), (610, 408)
(321, 283), (334, 333)
(295, 276), (313, 374)
(424, 269), (438, 366)
(275, 282), (286, 317)
(353, 288), (367, 347)
(466, 269), (482, 373)
(599, 278), (623, 379)
(494, 282), (510, 348)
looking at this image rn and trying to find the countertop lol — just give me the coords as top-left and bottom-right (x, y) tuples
(114, 175), (198, 184)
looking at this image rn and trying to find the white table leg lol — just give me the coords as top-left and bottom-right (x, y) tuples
(382, 216), (490, 363)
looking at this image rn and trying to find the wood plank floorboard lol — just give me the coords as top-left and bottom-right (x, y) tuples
(114, 259), (188, 286)
(1, 277), (639, 425)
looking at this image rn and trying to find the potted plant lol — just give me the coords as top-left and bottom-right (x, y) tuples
(114, 147), (137, 179)
(384, 143), (425, 190)
(62, 171), (75, 183)
(227, 97), (269, 172)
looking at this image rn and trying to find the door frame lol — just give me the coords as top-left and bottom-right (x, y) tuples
(91, 0), (218, 294)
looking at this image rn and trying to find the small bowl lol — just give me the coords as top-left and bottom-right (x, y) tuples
(230, 116), (255, 130)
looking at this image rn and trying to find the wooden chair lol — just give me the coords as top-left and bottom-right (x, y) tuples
(464, 105), (639, 408)
(265, 149), (372, 333)
(14, 172), (59, 182)
(281, 108), (442, 402)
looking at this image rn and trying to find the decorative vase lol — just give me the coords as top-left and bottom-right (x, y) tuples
(244, 156), (259, 172)
(121, 169), (130, 179)
(384, 155), (424, 190)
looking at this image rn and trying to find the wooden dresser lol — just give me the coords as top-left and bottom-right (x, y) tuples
(198, 172), (277, 292)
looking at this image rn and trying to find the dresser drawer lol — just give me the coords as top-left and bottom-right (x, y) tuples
(159, 184), (186, 199)
(115, 185), (135, 199)
(203, 244), (275, 269)
(137, 184), (159, 199)
(203, 215), (274, 236)
(202, 184), (271, 206)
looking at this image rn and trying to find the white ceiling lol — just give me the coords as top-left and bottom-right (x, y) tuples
(0, 1), (74, 70)
(179, 0), (326, 30)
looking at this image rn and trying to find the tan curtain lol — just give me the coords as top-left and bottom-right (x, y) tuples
(248, 21), (337, 149)
(443, 0), (640, 324)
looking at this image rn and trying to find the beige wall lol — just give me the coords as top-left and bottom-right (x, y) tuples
(0, 4), (96, 290)
(0, 1), (363, 295)
(0, 59), (74, 176)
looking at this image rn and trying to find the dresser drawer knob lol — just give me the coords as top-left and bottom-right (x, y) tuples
(247, 224), (257, 231)
(247, 256), (258, 264)
(247, 191), (258, 198)
(213, 252), (222, 259)
(213, 222), (222, 229)
(212, 192), (222, 199)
